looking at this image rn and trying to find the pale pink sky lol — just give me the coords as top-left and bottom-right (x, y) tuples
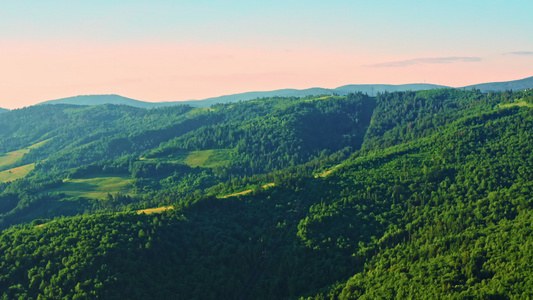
(1, 1), (532, 109)
(1, 40), (531, 109)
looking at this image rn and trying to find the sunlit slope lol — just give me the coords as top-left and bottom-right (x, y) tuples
(48, 175), (134, 199)
(0, 164), (35, 183)
(0, 139), (50, 170)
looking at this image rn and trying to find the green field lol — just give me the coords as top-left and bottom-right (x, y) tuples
(0, 139), (51, 170)
(143, 149), (234, 168)
(498, 100), (533, 109)
(0, 149), (30, 170)
(0, 164), (35, 183)
(184, 149), (233, 168)
(137, 206), (174, 215)
(49, 175), (134, 199)
(219, 183), (275, 198)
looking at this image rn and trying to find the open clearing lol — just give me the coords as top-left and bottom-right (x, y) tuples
(137, 206), (174, 214)
(0, 149), (29, 170)
(184, 149), (233, 168)
(37, 206), (174, 228)
(0, 163), (36, 183)
(219, 183), (275, 198)
(48, 175), (134, 199)
(184, 150), (213, 167)
(498, 100), (533, 109)
(0, 139), (52, 170)
(36, 220), (56, 228)
(141, 149), (233, 168)
(315, 164), (343, 178)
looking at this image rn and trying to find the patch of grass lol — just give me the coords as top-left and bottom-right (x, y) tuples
(498, 100), (533, 109)
(0, 164), (35, 183)
(48, 174), (134, 200)
(315, 164), (343, 178)
(219, 183), (275, 198)
(28, 138), (52, 149)
(201, 149), (234, 168)
(184, 149), (233, 168)
(184, 150), (214, 167)
(0, 149), (30, 170)
(36, 220), (56, 228)
(0, 138), (52, 170)
(137, 206), (174, 215)
(142, 149), (233, 168)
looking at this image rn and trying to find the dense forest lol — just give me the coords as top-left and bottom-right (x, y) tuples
(0, 88), (533, 299)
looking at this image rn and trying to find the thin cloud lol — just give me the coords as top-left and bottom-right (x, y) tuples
(504, 51), (533, 56)
(365, 57), (482, 68)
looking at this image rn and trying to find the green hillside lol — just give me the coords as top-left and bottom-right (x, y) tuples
(463, 75), (533, 92)
(49, 175), (134, 200)
(37, 94), (164, 108)
(0, 139), (50, 171)
(1, 89), (533, 299)
(0, 164), (35, 183)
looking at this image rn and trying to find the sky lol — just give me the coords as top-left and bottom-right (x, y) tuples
(1, 0), (532, 109)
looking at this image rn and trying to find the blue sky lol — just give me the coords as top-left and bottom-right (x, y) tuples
(1, 0), (532, 108)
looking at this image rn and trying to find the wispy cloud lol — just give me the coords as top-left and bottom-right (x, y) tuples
(365, 57), (482, 68)
(504, 51), (533, 56)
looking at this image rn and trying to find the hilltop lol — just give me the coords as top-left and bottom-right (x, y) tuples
(36, 94), (172, 109)
(35, 84), (447, 109)
(32, 76), (533, 109)
(463, 75), (533, 92)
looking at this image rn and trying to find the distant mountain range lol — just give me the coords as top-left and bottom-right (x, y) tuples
(0, 108), (8, 114)
(36, 76), (533, 109)
(462, 76), (533, 92)
(181, 83), (449, 107)
(36, 94), (170, 109)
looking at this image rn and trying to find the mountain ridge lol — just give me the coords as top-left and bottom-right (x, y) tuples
(33, 76), (533, 109)
(462, 75), (533, 92)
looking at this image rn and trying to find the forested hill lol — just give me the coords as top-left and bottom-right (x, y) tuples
(0, 108), (7, 114)
(36, 94), (169, 109)
(178, 83), (448, 107)
(463, 75), (533, 92)
(31, 75), (533, 109)
(0, 93), (374, 227)
(1, 89), (533, 299)
(34, 84), (446, 108)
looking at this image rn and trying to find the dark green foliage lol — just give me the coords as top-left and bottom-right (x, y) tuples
(1, 89), (533, 299)
(0, 95), (373, 228)
(146, 94), (374, 175)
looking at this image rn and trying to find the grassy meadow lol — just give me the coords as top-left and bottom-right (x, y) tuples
(498, 99), (533, 109)
(0, 149), (30, 170)
(0, 164), (36, 183)
(142, 148), (234, 168)
(0, 138), (51, 172)
(48, 174), (134, 199)
(219, 183), (275, 198)
(136, 206), (174, 215)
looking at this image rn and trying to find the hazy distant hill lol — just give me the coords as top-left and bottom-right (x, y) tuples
(34, 76), (533, 109)
(177, 87), (335, 107)
(0, 108), (8, 114)
(462, 76), (533, 92)
(37, 94), (182, 109)
(35, 84), (449, 109)
(181, 84), (449, 107)
(333, 83), (449, 96)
